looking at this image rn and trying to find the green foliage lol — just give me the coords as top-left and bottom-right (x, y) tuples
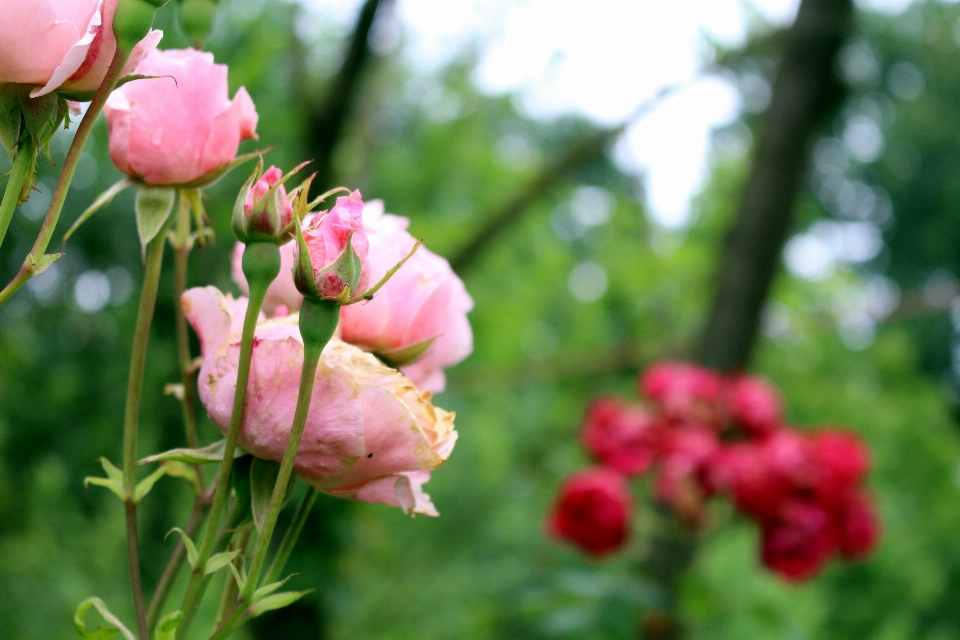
(1, 0), (960, 639)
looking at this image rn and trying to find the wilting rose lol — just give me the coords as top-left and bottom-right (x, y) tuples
(0, 0), (161, 98)
(548, 467), (632, 556)
(579, 396), (661, 477)
(293, 190), (371, 300)
(761, 499), (836, 581)
(104, 48), (258, 186)
(182, 286), (456, 516)
(340, 201), (473, 393)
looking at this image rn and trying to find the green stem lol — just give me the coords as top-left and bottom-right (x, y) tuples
(172, 191), (204, 478)
(216, 527), (252, 624)
(0, 134), (37, 252)
(211, 299), (338, 640)
(263, 487), (318, 586)
(0, 46), (131, 308)
(123, 224), (169, 640)
(176, 242), (281, 639)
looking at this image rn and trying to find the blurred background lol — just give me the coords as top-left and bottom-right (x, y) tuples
(2, 0), (960, 637)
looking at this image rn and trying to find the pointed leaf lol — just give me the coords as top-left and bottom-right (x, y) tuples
(347, 239), (423, 305)
(25, 251), (62, 276)
(379, 337), (436, 367)
(74, 597), (135, 640)
(19, 90), (57, 142)
(166, 528), (199, 569)
(292, 214), (319, 297)
(0, 86), (21, 161)
(133, 465), (168, 503)
(314, 232), (362, 300)
(205, 549), (241, 576)
(247, 590), (313, 617)
(154, 610), (184, 640)
(139, 440), (244, 466)
(135, 186), (176, 258)
(84, 458), (128, 501)
(253, 575), (293, 601)
(63, 178), (134, 244)
(227, 560), (245, 589)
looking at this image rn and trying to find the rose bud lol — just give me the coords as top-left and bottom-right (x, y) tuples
(547, 467), (632, 556)
(182, 286), (456, 516)
(761, 499), (837, 581)
(104, 48), (258, 186)
(232, 162), (310, 245)
(809, 429), (871, 507)
(833, 490), (881, 559)
(639, 361), (724, 426)
(709, 442), (790, 521)
(0, 0), (161, 98)
(728, 374), (782, 437)
(293, 190), (371, 303)
(339, 200), (473, 392)
(579, 396), (662, 477)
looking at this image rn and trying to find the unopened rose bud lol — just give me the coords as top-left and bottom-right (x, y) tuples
(293, 190), (370, 303)
(232, 163), (303, 245)
(114, 0), (165, 55)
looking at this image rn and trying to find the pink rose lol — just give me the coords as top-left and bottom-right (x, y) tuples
(547, 467), (632, 556)
(104, 48), (258, 186)
(579, 396), (661, 477)
(0, 0), (161, 97)
(639, 361), (725, 427)
(293, 190), (370, 300)
(340, 201), (473, 393)
(181, 286), (456, 516)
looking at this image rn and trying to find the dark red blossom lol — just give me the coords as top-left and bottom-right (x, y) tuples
(580, 397), (662, 476)
(639, 361), (724, 425)
(761, 499), (836, 581)
(548, 467), (632, 556)
(810, 429), (871, 507)
(709, 442), (790, 521)
(833, 490), (881, 559)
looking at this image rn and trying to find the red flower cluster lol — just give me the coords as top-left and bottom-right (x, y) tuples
(547, 360), (881, 580)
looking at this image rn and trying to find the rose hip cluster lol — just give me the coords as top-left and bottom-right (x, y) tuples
(548, 361), (881, 581)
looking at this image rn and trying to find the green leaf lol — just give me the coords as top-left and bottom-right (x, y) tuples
(133, 464), (167, 503)
(139, 439), (243, 466)
(84, 458), (127, 501)
(205, 549), (241, 576)
(292, 214), (319, 298)
(378, 337), (436, 367)
(63, 178), (134, 244)
(135, 186), (176, 259)
(73, 597), (135, 640)
(154, 610), (184, 640)
(0, 86), (21, 162)
(166, 528), (199, 569)
(247, 590), (313, 618)
(253, 575), (293, 601)
(25, 251), (62, 276)
(250, 457), (282, 533)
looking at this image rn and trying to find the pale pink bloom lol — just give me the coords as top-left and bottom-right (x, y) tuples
(0, 0), (161, 97)
(182, 286), (456, 516)
(104, 48), (258, 186)
(295, 190), (370, 299)
(340, 201), (473, 393)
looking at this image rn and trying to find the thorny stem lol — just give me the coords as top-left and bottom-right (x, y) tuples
(123, 225), (169, 640)
(0, 46), (131, 307)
